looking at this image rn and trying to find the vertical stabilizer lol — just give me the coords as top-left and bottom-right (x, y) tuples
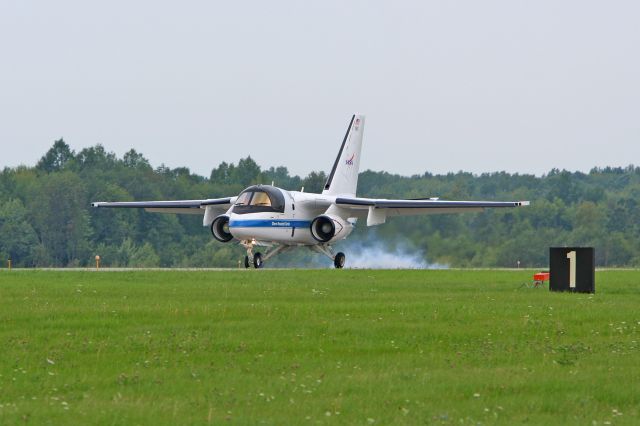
(322, 114), (365, 197)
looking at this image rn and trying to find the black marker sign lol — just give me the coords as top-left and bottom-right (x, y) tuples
(549, 247), (595, 293)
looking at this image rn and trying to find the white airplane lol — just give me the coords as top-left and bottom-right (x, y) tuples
(92, 114), (529, 268)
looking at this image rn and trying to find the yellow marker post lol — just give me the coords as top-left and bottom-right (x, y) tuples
(95, 255), (101, 271)
(7, 259), (11, 270)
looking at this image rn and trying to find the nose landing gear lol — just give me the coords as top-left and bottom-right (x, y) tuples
(253, 252), (263, 269)
(243, 252), (264, 269)
(243, 250), (264, 269)
(241, 241), (288, 269)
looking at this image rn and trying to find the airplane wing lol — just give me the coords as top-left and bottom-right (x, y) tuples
(334, 197), (529, 226)
(91, 197), (235, 215)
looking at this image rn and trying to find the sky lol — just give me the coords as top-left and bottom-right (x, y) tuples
(1, 1), (639, 178)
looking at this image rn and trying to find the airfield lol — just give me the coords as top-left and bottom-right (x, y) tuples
(1, 269), (638, 424)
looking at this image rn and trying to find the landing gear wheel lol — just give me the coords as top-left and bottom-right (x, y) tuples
(253, 252), (264, 269)
(334, 252), (346, 269)
(244, 256), (250, 268)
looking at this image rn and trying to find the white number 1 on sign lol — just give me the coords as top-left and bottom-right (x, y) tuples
(566, 251), (577, 288)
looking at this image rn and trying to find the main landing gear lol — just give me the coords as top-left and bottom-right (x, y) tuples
(241, 241), (346, 269)
(312, 245), (346, 269)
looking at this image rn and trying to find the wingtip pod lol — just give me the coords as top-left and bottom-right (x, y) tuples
(518, 201), (530, 206)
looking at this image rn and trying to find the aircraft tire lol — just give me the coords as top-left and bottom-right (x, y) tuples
(334, 252), (346, 269)
(244, 256), (250, 268)
(253, 252), (264, 269)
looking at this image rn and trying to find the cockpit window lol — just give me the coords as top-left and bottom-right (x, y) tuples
(232, 185), (285, 214)
(251, 192), (271, 207)
(235, 191), (253, 206)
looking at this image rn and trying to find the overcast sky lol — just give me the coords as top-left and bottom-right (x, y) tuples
(1, 1), (639, 178)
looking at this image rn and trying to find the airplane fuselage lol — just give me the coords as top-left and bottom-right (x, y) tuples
(222, 187), (353, 246)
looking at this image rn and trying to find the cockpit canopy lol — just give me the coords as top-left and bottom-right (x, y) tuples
(232, 185), (286, 214)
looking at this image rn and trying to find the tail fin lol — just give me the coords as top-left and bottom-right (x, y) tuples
(322, 114), (365, 197)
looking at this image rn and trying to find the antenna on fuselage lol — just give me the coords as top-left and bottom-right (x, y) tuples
(301, 186), (305, 192)
(272, 181), (274, 186)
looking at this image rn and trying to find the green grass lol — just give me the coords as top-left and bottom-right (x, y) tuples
(0, 269), (639, 425)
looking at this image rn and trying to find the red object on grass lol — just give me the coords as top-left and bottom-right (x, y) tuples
(533, 272), (550, 282)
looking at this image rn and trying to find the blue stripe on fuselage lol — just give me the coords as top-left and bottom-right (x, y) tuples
(229, 219), (311, 228)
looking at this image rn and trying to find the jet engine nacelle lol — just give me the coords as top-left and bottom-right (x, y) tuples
(211, 215), (233, 242)
(310, 214), (353, 243)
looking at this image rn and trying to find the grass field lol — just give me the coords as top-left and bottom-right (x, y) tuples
(0, 269), (638, 425)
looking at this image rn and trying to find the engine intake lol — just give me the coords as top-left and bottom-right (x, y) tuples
(310, 214), (353, 243)
(211, 215), (233, 242)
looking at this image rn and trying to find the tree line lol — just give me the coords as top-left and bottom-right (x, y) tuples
(1, 139), (639, 268)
